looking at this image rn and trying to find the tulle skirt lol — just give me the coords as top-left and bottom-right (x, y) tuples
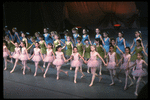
(107, 62), (116, 70)
(53, 59), (64, 66)
(43, 56), (54, 62)
(12, 53), (20, 59)
(3, 52), (8, 58)
(132, 68), (148, 77)
(71, 60), (83, 67)
(87, 59), (99, 67)
(32, 55), (42, 62)
(120, 62), (132, 70)
(19, 54), (28, 61)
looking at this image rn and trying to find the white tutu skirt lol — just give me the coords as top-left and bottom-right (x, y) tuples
(107, 62), (116, 70)
(71, 59), (83, 67)
(12, 53), (20, 59)
(87, 59), (99, 67)
(43, 56), (53, 62)
(3, 52), (8, 57)
(32, 55), (42, 62)
(19, 54), (28, 61)
(132, 68), (148, 77)
(53, 59), (64, 66)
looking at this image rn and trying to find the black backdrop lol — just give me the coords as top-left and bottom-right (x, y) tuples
(3, 2), (148, 36)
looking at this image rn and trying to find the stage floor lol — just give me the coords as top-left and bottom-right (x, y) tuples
(3, 27), (148, 99)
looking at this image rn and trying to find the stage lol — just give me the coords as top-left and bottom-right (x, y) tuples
(3, 27), (148, 99)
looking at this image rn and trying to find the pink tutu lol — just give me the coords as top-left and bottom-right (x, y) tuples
(3, 52), (8, 57)
(132, 68), (148, 77)
(12, 53), (20, 59)
(32, 55), (42, 62)
(120, 62), (132, 70)
(87, 59), (99, 67)
(53, 59), (64, 66)
(43, 56), (54, 62)
(71, 59), (83, 67)
(107, 62), (116, 70)
(19, 54), (28, 61)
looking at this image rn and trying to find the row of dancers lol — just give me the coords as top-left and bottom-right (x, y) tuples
(3, 26), (148, 96)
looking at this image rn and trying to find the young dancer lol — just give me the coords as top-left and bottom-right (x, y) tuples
(130, 31), (144, 52)
(43, 28), (53, 45)
(4, 35), (15, 63)
(19, 41), (31, 75)
(82, 29), (92, 45)
(12, 27), (21, 43)
(39, 35), (47, 68)
(106, 45), (122, 86)
(53, 45), (68, 80)
(4, 26), (13, 41)
(72, 27), (80, 45)
(110, 38), (124, 61)
(95, 38), (107, 75)
(129, 52), (148, 96)
(20, 31), (29, 48)
(94, 28), (104, 45)
(64, 36), (73, 69)
(76, 37), (84, 71)
(53, 34), (62, 53)
(29, 42), (44, 76)
(83, 39), (91, 73)
(3, 41), (11, 70)
(85, 45), (106, 87)
(10, 42), (23, 73)
(103, 32), (110, 53)
(43, 43), (55, 78)
(130, 40), (148, 62)
(117, 47), (134, 90)
(67, 47), (85, 83)
(116, 32), (127, 54)
(35, 31), (40, 42)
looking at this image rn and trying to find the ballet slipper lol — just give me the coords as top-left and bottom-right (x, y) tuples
(74, 80), (77, 83)
(134, 91), (138, 96)
(56, 76), (59, 80)
(66, 71), (68, 76)
(70, 67), (72, 70)
(34, 73), (36, 76)
(128, 82), (134, 87)
(99, 76), (102, 82)
(87, 70), (90, 73)
(110, 82), (115, 86)
(4, 67), (7, 70)
(99, 72), (102, 75)
(43, 74), (46, 78)
(89, 83), (93, 87)
(10, 70), (14, 73)
(124, 86), (127, 90)
(81, 74), (85, 78)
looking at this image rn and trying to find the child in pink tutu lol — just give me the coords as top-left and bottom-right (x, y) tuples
(129, 52), (148, 96)
(67, 47), (85, 83)
(10, 42), (23, 73)
(53, 45), (68, 80)
(29, 42), (44, 76)
(3, 41), (11, 70)
(43, 43), (55, 78)
(85, 45), (106, 87)
(19, 41), (31, 75)
(106, 45), (122, 86)
(117, 47), (133, 90)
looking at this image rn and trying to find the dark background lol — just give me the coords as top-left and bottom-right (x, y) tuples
(3, 2), (148, 35)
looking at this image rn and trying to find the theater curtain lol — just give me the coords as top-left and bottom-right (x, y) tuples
(39, 2), (139, 31)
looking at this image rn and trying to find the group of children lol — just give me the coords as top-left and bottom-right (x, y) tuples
(3, 26), (148, 96)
